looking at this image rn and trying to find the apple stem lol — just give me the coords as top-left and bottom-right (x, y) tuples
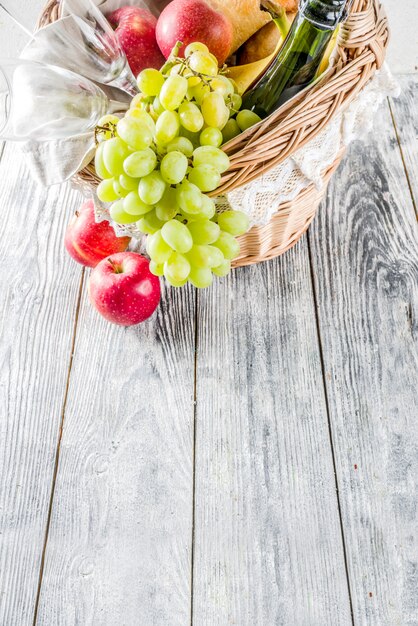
(108, 258), (123, 274)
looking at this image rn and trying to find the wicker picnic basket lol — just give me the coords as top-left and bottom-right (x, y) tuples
(39, 0), (389, 268)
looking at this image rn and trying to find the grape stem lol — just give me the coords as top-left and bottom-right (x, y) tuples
(94, 122), (117, 145)
(161, 41), (184, 75)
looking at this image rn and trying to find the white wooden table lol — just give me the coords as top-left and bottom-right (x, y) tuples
(0, 3), (417, 625)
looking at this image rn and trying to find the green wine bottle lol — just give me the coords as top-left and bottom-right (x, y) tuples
(242, 0), (350, 117)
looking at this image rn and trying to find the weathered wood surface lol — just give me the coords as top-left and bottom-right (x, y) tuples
(0, 9), (417, 621)
(34, 285), (197, 625)
(193, 248), (353, 626)
(309, 96), (418, 624)
(389, 75), (418, 214)
(0, 143), (83, 626)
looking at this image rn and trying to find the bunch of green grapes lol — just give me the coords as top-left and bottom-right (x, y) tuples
(94, 42), (260, 288)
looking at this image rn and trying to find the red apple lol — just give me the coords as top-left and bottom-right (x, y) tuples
(107, 7), (165, 77)
(156, 0), (233, 65)
(89, 252), (161, 326)
(65, 200), (131, 268)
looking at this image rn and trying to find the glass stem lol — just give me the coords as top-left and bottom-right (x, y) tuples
(109, 66), (139, 98)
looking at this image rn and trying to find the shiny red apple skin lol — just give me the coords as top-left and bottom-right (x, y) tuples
(89, 252), (161, 326)
(156, 0), (233, 65)
(108, 7), (165, 77)
(65, 200), (131, 268)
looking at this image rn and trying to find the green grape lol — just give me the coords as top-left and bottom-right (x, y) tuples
(156, 110), (180, 145)
(97, 178), (119, 203)
(189, 81), (210, 105)
(167, 137), (194, 158)
(164, 252), (191, 283)
(188, 165), (221, 192)
(236, 109), (262, 132)
(193, 146), (230, 173)
(213, 231), (240, 260)
(97, 114), (120, 127)
(229, 93), (243, 114)
(113, 179), (129, 198)
(155, 187), (179, 222)
(188, 75), (202, 87)
(212, 259), (231, 277)
(139, 171), (166, 205)
(222, 119), (241, 144)
(155, 141), (168, 156)
(188, 51), (218, 76)
(185, 42), (209, 57)
(165, 275), (188, 288)
(179, 127), (201, 147)
(117, 117), (153, 151)
(96, 114), (120, 141)
(187, 244), (224, 268)
(161, 220), (193, 253)
(210, 76), (234, 99)
(137, 68), (165, 96)
(198, 194), (216, 220)
(119, 173), (139, 191)
(123, 192), (153, 216)
(110, 199), (139, 224)
(178, 102), (204, 133)
(149, 260), (165, 277)
(189, 267), (213, 288)
(218, 210), (250, 236)
(160, 151), (189, 185)
(137, 210), (164, 235)
(187, 220), (220, 244)
(200, 127), (223, 148)
(126, 108), (156, 134)
(130, 93), (146, 109)
(159, 75), (188, 111)
(146, 230), (173, 264)
(201, 92), (230, 129)
(176, 181), (203, 215)
(95, 142), (112, 180)
(170, 64), (193, 78)
(103, 137), (130, 177)
(153, 96), (165, 116)
(123, 149), (157, 178)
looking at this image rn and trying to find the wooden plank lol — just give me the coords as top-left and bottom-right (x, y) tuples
(382, 0), (418, 75)
(193, 244), (353, 625)
(0, 143), (83, 626)
(34, 283), (196, 625)
(389, 75), (418, 213)
(309, 99), (418, 625)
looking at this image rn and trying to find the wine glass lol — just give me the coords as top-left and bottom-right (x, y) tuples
(59, 0), (139, 96)
(0, 0), (139, 98)
(0, 58), (126, 141)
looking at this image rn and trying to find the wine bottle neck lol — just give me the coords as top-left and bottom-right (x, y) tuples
(299, 0), (351, 29)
